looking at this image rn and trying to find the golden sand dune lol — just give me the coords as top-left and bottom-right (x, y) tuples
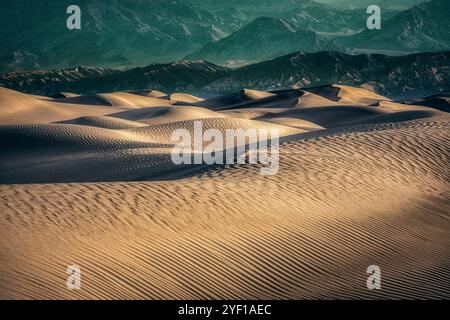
(262, 117), (325, 130)
(243, 89), (277, 100)
(109, 106), (228, 125)
(58, 115), (148, 129)
(334, 85), (390, 105)
(0, 123), (158, 155)
(196, 89), (301, 110)
(296, 91), (340, 108)
(60, 92), (81, 98)
(146, 90), (168, 98)
(126, 118), (301, 145)
(256, 105), (385, 127)
(0, 87), (58, 116)
(304, 85), (389, 105)
(95, 92), (175, 107)
(377, 100), (438, 112)
(0, 87), (127, 124)
(53, 95), (115, 106)
(217, 108), (288, 120)
(0, 87), (449, 299)
(170, 93), (205, 104)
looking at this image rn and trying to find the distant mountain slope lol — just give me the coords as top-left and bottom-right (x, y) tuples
(190, 0), (369, 33)
(0, 0), (358, 72)
(2, 51), (449, 98)
(316, 0), (428, 10)
(279, 5), (386, 34)
(0, 0), (418, 72)
(0, 67), (120, 96)
(345, 0), (450, 52)
(188, 0), (320, 17)
(204, 51), (450, 97)
(185, 17), (341, 66)
(0, 61), (230, 96)
(0, 0), (236, 72)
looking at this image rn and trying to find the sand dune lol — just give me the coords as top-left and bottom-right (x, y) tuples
(243, 89), (277, 100)
(0, 123), (157, 154)
(95, 92), (174, 107)
(262, 117), (324, 130)
(416, 96), (450, 113)
(304, 85), (389, 105)
(126, 117), (300, 145)
(146, 90), (168, 98)
(0, 87), (449, 299)
(0, 87), (127, 124)
(334, 85), (390, 105)
(53, 95), (114, 106)
(0, 87), (46, 115)
(123, 90), (169, 99)
(60, 92), (80, 98)
(296, 91), (340, 108)
(170, 93), (205, 104)
(58, 116), (148, 129)
(257, 105), (386, 128)
(109, 106), (228, 125)
(196, 89), (300, 110)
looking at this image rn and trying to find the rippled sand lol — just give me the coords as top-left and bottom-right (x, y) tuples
(1, 86), (449, 299)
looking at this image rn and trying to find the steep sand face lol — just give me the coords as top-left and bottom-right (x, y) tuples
(0, 87), (449, 299)
(243, 89), (277, 100)
(170, 93), (205, 104)
(296, 91), (340, 108)
(146, 90), (168, 98)
(334, 85), (390, 105)
(304, 85), (390, 105)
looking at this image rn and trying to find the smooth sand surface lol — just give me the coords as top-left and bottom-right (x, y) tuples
(0, 86), (449, 299)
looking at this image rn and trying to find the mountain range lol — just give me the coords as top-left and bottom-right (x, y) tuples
(315, 0), (428, 10)
(344, 0), (450, 53)
(2, 51), (449, 98)
(1, 0), (445, 72)
(0, 0), (237, 72)
(188, 0), (450, 64)
(203, 51), (450, 98)
(185, 17), (342, 66)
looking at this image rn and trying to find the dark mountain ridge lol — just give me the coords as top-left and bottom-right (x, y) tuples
(2, 51), (449, 98)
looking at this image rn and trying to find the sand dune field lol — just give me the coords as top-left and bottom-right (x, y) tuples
(0, 85), (449, 299)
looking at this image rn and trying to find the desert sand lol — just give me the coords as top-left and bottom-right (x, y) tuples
(0, 85), (449, 299)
